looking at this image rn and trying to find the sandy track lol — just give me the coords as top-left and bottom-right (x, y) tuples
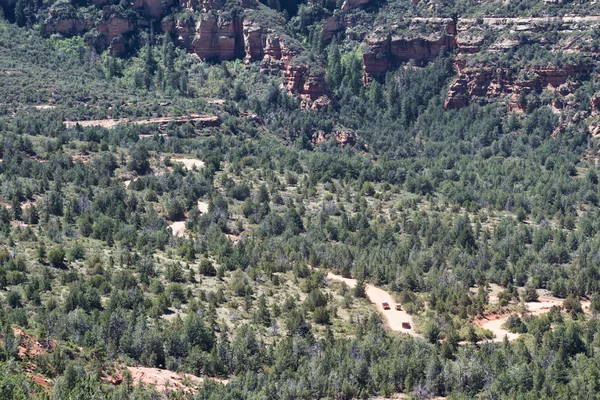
(327, 273), (418, 336)
(64, 114), (219, 129)
(477, 315), (520, 342)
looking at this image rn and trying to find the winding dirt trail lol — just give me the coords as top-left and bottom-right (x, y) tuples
(64, 114), (219, 129)
(327, 273), (418, 336)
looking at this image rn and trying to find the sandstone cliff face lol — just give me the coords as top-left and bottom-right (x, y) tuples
(322, 14), (365, 42)
(43, 7), (94, 37)
(96, 11), (135, 55)
(190, 15), (244, 60)
(44, 6), (135, 55)
(43, 16), (94, 37)
(444, 64), (589, 111)
(243, 21), (265, 61)
(322, 15), (345, 42)
(359, 16), (600, 86)
(259, 33), (328, 102)
(166, 9), (328, 102)
(362, 18), (456, 82)
(43, 0), (329, 101)
(353, 16), (600, 110)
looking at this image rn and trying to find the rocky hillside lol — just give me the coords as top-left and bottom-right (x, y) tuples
(4, 0), (597, 114)
(37, 0), (329, 106)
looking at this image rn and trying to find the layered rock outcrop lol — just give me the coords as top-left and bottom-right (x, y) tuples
(258, 31), (328, 102)
(188, 15), (244, 60)
(43, 16), (94, 37)
(444, 64), (590, 111)
(312, 129), (356, 147)
(43, 6), (94, 37)
(164, 8), (328, 102)
(359, 16), (600, 93)
(44, 6), (135, 55)
(96, 10), (135, 54)
(42, 0), (328, 101)
(362, 18), (456, 82)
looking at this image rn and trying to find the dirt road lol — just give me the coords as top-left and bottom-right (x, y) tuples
(327, 273), (418, 336)
(64, 114), (219, 129)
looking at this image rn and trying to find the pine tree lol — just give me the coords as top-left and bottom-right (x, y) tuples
(14, 0), (26, 27)
(326, 42), (342, 89)
(143, 43), (157, 89)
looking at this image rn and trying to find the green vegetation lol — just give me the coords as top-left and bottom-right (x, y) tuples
(1, 0), (600, 397)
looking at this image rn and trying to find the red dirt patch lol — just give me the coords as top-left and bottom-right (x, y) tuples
(126, 367), (228, 393)
(29, 374), (51, 389)
(127, 367), (202, 393)
(14, 328), (56, 360)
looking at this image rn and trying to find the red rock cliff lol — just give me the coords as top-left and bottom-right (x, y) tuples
(165, 7), (328, 102)
(362, 18), (457, 82)
(444, 64), (590, 111)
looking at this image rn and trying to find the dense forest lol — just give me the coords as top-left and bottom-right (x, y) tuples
(2, 0), (600, 398)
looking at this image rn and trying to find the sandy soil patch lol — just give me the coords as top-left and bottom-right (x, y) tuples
(476, 314), (520, 342)
(198, 201), (209, 213)
(127, 367), (228, 393)
(127, 367), (201, 393)
(487, 284), (504, 304)
(65, 119), (124, 129)
(72, 154), (91, 164)
(170, 221), (187, 237)
(470, 283), (504, 305)
(139, 133), (167, 139)
(29, 374), (51, 388)
(327, 273), (418, 336)
(174, 158), (205, 171)
(10, 221), (31, 229)
(207, 99), (225, 105)
(477, 295), (592, 342)
(226, 234), (241, 243)
(123, 177), (139, 188)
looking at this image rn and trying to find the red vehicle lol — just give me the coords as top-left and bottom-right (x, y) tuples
(402, 321), (411, 329)
(382, 302), (390, 310)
